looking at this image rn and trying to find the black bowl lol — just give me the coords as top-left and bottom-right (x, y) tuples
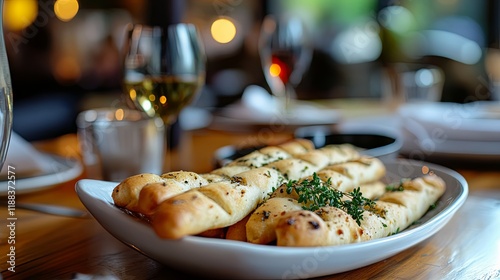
(214, 126), (402, 167)
(294, 125), (402, 160)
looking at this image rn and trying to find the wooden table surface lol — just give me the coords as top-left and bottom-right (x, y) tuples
(1, 127), (500, 280)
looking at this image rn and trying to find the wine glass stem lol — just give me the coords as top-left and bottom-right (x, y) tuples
(164, 123), (171, 172)
(283, 83), (295, 114)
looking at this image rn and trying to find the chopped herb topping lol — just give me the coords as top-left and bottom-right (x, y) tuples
(385, 179), (408, 192)
(389, 227), (400, 236)
(285, 173), (375, 226)
(428, 202), (437, 210)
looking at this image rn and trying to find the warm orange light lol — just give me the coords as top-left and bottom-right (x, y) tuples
(159, 95), (167, 104)
(269, 63), (281, 77)
(3, 0), (38, 31)
(53, 55), (81, 84)
(115, 109), (124, 121)
(422, 165), (429, 174)
(54, 0), (79, 22)
(211, 18), (237, 44)
(129, 89), (137, 101)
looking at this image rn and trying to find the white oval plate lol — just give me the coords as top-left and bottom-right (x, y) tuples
(75, 159), (468, 279)
(0, 154), (83, 196)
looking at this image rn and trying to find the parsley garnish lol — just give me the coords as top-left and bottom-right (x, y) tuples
(386, 178), (410, 192)
(389, 227), (400, 236)
(386, 182), (404, 192)
(285, 173), (375, 226)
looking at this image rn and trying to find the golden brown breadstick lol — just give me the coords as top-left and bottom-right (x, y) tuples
(150, 144), (362, 239)
(151, 167), (282, 239)
(246, 197), (304, 244)
(113, 139), (316, 215)
(136, 171), (209, 215)
(112, 173), (165, 212)
(225, 214), (251, 241)
(274, 175), (445, 247)
(246, 159), (386, 245)
(323, 157), (386, 186)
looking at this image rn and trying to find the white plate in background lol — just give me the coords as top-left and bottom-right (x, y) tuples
(0, 154), (82, 196)
(76, 159), (467, 279)
(398, 101), (500, 162)
(399, 101), (500, 142)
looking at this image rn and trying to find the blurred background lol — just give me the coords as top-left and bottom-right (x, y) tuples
(3, 0), (498, 141)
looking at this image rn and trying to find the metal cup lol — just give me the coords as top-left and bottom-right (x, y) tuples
(77, 108), (165, 182)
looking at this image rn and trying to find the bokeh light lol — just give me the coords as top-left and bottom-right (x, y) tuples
(129, 89), (137, 101)
(159, 95), (167, 104)
(211, 18), (237, 44)
(3, 0), (38, 31)
(53, 54), (81, 83)
(54, 0), (79, 22)
(114, 108), (124, 121)
(422, 165), (429, 174)
(269, 64), (281, 78)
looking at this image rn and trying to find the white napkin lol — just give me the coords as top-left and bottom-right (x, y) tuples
(398, 101), (500, 142)
(0, 132), (53, 178)
(219, 85), (341, 125)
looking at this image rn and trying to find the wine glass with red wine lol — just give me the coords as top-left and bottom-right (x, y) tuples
(259, 14), (311, 113)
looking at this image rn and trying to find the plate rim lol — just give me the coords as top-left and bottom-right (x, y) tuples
(0, 153), (83, 196)
(75, 158), (468, 279)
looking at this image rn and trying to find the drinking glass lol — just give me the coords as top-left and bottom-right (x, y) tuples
(122, 23), (205, 171)
(259, 14), (312, 113)
(0, 0), (13, 171)
(77, 108), (165, 181)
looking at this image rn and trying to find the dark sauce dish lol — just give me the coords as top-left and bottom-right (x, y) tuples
(294, 125), (402, 160)
(214, 125), (402, 167)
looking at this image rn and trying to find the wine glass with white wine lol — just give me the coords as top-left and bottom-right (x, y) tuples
(122, 23), (205, 171)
